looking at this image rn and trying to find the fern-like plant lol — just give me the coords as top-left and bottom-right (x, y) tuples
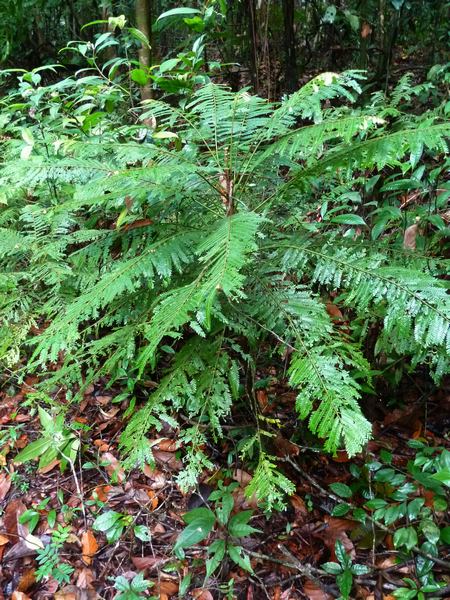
(1, 54), (449, 506)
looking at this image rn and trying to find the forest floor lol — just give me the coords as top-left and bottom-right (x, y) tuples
(0, 369), (449, 600)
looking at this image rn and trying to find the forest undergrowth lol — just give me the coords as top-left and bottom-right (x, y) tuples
(0, 10), (449, 600)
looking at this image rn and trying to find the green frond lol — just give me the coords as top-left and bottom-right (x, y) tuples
(288, 347), (371, 456)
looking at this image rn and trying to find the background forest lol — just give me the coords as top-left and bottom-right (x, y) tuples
(0, 1), (449, 600)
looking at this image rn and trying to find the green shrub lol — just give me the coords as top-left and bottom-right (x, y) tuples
(0, 50), (449, 504)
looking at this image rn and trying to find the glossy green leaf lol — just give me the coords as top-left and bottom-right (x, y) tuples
(330, 214), (366, 226)
(15, 438), (51, 463)
(93, 510), (122, 532)
(227, 544), (254, 573)
(330, 482), (353, 498)
(157, 7), (201, 22)
(393, 526), (418, 551)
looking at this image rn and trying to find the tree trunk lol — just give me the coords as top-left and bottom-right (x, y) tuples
(135, 0), (153, 100)
(247, 0), (260, 94)
(283, 0), (297, 92)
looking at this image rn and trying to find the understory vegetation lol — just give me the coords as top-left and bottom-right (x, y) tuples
(0, 3), (449, 599)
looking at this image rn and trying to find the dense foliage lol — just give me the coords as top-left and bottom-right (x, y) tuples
(0, 22), (449, 506)
(1, 0), (448, 98)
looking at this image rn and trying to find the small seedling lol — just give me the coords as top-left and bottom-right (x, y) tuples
(322, 540), (370, 600)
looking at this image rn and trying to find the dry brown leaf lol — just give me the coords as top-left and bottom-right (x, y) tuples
(192, 589), (214, 600)
(76, 567), (95, 590)
(143, 466), (167, 489)
(16, 434), (29, 448)
(272, 586), (281, 600)
(274, 433), (300, 458)
(38, 458), (60, 474)
(290, 495), (308, 518)
(98, 406), (120, 420)
(153, 450), (183, 470)
(157, 438), (178, 452)
(233, 469), (252, 486)
(403, 223), (418, 250)
(81, 530), (98, 565)
(91, 485), (111, 502)
(11, 592), (32, 600)
(147, 489), (158, 510)
(0, 473), (12, 500)
(361, 22), (372, 38)
(256, 389), (270, 413)
(232, 487), (258, 510)
(16, 568), (36, 592)
(96, 395), (112, 405)
(55, 586), (97, 600)
(326, 301), (344, 321)
(157, 581), (179, 596)
(320, 517), (356, 560)
(3, 498), (26, 543)
(152, 523), (166, 534)
(303, 580), (333, 600)
(131, 556), (163, 571)
(0, 534), (9, 546)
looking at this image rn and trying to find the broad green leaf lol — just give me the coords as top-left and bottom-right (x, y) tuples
(179, 573), (192, 596)
(130, 68), (148, 86)
(206, 539), (226, 578)
(322, 561), (342, 575)
(39, 444), (59, 469)
(19, 509), (40, 533)
(216, 492), (234, 526)
(407, 498), (424, 520)
(21, 128), (34, 145)
(365, 498), (387, 510)
(351, 563), (370, 575)
(134, 525), (152, 541)
(227, 544), (254, 573)
(93, 510), (122, 533)
(128, 27), (151, 49)
(432, 470), (450, 487)
(38, 407), (56, 433)
(109, 15), (126, 30)
(157, 8), (201, 21)
(440, 526), (450, 544)
(175, 508), (215, 556)
(20, 144), (33, 160)
(47, 509), (57, 529)
(393, 526), (417, 551)
(337, 569), (353, 600)
(421, 519), (440, 544)
(330, 482), (353, 498)
(15, 438), (51, 463)
(159, 58), (181, 74)
(106, 523), (124, 544)
(330, 214), (366, 226)
(183, 507), (215, 525)
(335, 540), (348, 565)
(227, 510), (255, 536)
(332, 503), (350, 517)
(152, 131), (179, 139)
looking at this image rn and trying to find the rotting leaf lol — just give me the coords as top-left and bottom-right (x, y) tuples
(131, 556), (164, 571)
(303, 580), (333, 600)
(403, 223), (418, 250)
(0, 472), (12, 500)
